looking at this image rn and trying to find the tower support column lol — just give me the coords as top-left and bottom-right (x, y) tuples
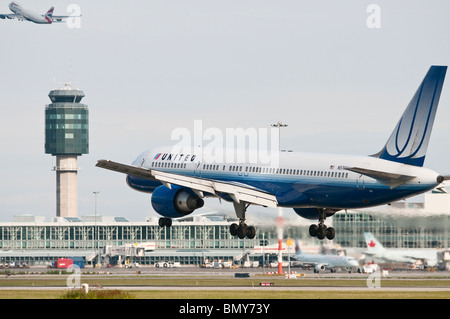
(55, 156), (79, 218)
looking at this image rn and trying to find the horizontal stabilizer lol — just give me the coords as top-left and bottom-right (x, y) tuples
(345, 166), (415, 189)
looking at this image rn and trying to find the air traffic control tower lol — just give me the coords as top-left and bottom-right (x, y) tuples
(45, 84), (89, 218)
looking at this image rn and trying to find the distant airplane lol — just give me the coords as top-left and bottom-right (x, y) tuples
(291, 241), (359, 273)
(97, 66), (449, 241)
(0, 2), (77, 24)
(364, 232), (438, 267)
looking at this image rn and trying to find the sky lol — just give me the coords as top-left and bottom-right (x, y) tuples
(1, 0), (450, 222)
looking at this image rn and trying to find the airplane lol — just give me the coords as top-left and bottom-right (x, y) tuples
(291, 241), (359, 273)
(96, 65), (449, 241)
(0, 2), (77, 24)
(364, 232), (438, 267)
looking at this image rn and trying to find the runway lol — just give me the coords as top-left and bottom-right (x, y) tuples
(1, 284), (449, 292)
(1, 266), (449, 297)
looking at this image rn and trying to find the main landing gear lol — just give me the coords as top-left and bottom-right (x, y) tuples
(229, 202), (256, 239)
(230, 221), (256, 240)
(158, 217), (172, 227)
(308, 209), (335, 240)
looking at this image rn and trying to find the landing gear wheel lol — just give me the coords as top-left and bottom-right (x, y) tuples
(316, 225), (326, 240)
(158, 217), (172, 227)
(237, 224), (247, 239)
(326, 227), (335, 240)
(230, 223), (239, 236)
(309, 224), (318, 237)
(246, 226), (256, 239)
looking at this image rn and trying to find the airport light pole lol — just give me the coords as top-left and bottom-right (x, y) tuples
(93, 191), (100, 267)
(270, 121), (288, 152)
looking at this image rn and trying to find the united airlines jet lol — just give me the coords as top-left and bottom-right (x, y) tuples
(97, 66), (449, 241)
(0, 2), (76, 24)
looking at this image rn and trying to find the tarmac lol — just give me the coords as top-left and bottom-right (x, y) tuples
(1, 266), (450, 293)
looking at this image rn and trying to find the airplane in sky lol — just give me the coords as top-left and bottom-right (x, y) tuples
(97, 65), (448, 241)
(0, 2), (76, 24)
(291, 241), (359, 273)
(364, 232), (438, 267)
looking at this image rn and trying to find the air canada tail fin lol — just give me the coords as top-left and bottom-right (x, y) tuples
(375, 65), (447, 167)
(294, 239), (302, 255)
(364, 232), (384, 253)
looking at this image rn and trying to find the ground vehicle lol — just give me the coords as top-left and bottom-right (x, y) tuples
(48, 257), (85, 269)
(154, 261), (181, 268)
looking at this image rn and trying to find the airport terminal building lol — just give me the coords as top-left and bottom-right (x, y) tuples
(0, 193), (449, 268)
(0, 214), (308, 267)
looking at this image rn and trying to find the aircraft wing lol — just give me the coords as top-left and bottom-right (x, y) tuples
(96, 159), (278, 208)
(50, 16), (68, 22)
(50, 15), (80, 22)
(345, 166), (415, 189)
(0, 14), (20, 20)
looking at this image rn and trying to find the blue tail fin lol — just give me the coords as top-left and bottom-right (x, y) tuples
(376, 65), (447, 167)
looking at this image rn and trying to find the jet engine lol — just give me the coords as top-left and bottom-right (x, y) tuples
(314, 264), (327, 273)
(151, 185), (204, 218)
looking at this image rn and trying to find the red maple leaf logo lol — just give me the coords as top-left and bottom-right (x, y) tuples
(368, 240), (376, 248)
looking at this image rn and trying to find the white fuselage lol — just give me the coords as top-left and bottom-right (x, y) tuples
(128, 147), (441, 211)
(9, 2), (50, 24)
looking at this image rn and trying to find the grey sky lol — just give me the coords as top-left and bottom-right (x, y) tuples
(1, 1), (450, 222)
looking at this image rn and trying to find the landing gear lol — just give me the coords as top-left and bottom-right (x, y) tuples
(309, 209), (335, 240)
(229, 202), (256, 239)
(230, 221), (256, 239)
(309, 224), (335, 240)
(158, 217), (172, 227)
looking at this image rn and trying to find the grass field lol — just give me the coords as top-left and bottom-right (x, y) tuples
(0, 275), (449, 299)
(0, 289), (448, 299)
(1, 276), (450, 287)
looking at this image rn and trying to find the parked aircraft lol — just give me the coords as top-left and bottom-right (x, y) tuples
(364, 232), (438, 267)
(291, 241), (359, 273)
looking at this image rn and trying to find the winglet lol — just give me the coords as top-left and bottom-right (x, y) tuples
(375, 66), (447, 167)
